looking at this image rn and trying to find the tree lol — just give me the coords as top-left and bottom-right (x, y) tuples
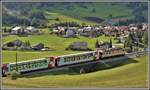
(80, 68), (86, 74)
(109, 38), (112, 48)
(92, 8), (96, 13)
(143, 30), (148, 46)
(31, 18), (39, 27)
(3, 27), (7, 33)
(81, 23), (86, 27)
(10, 70), (20, 80)
(95, 39), (99, 48)
(55, 17), (60, 21)
(136, 30), (143, 43)
(137, 23), (143, 29)
(109, 14), (113, 19)
(26, 40), (31, 47)
(30, 11), (46, 20)
(124, 33), (133, 51)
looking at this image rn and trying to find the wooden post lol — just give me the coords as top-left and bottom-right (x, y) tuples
(15, 52), (18, 71)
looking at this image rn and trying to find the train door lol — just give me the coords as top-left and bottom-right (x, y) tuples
(94, 50), (100, 60)
(94, 49), (103, 60)
(48, 57), (56, 68)
(2, 64), (8, 77)
(99, 52), (103, 59)
(55, 57), (60, 67)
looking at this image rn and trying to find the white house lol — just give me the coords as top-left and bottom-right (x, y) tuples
(129, 27), (138, 31)
(66, 29), (75, 37)
(25, 26), (38, 33)
(11, 26), (22, 34)
(57, 26), (65, 31)
(142, 23), (148, 30)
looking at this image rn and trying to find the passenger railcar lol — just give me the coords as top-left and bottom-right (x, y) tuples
(47, 51), (95, 68)
(2, 58), (49, 76)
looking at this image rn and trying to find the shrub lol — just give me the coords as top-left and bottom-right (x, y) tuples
(133, 47), (139, 52)
(65, 47), (69, 50)
(80, 68), (86, 74)
(10, 70), (20, 80)
(125, 47), (132, 53)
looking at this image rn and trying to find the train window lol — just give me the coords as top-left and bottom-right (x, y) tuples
(18, 65), (22, 71)
(74, 56), (76, 61)
(107, 51), (109, 54)
(83, 55), (86, 59)
(78, 56), (80, 60)
(70, 57), (73, 61)
(87, 54), (89, 59)
(106, 52), (108, 54)
(65, 57), (70, 62)
(81, 55), (83, 59)
(89, 54), (91, 57)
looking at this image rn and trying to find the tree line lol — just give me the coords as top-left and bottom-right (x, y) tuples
(124, 27), (148, 52)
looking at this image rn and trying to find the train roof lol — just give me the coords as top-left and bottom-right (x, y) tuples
(8, 58), (46, 65)
(6, 51), (95, 65)
(58, 51), (95, 57)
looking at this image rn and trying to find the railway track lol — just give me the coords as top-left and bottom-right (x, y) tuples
(22, 50), (148, 76)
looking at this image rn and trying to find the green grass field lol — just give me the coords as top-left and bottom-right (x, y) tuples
(2, 32), (148, 88)
(3, 34), (116, 51)
(2, 55), (148, 88)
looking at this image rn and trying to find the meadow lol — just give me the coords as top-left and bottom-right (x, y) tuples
(2, 33), (117, 63)
(2, 55), (148, 88)
(2, 30), (147, 88)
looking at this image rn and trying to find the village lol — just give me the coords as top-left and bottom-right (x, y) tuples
(2, 22), (148, 52)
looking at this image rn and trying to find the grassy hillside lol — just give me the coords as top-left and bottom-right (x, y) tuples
(45, 12), (97, 25)
(49, 3), (134, 20)
(2, 55), (148, 88)
(2, 33), (117, 63)
(45, 3), (134, 25)
(3, 2), (140, 26)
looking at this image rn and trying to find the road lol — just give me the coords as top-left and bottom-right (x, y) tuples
(22, 50), (148, 76)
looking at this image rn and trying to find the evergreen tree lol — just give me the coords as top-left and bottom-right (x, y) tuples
(27, 40), (31, 47)
(92, 8), (96, 13)
(143, 30), (148, 46)
(124, 32), (133, 51)
(55, 17), (60, 21)
(95, 39), (99, 48)
(109, 38), (112, 48)
(109, 14), (113, 19)
(3, 27), (7, 33)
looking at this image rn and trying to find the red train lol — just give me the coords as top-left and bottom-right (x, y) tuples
(2, 47), (125, 76)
